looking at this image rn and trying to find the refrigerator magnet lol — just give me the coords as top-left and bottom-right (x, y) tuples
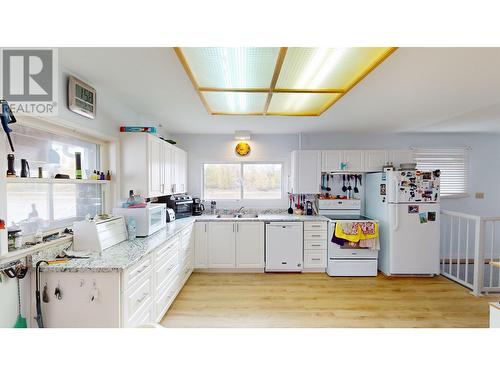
(408, 205), (419, 214)
(419, 212), (428, 223)
(428, 212), (436, 221)
(380, 184), (386, 195)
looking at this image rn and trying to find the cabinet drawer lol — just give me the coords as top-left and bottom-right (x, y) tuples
(327, 259), (377, 276)
(304, 222), (327, 231)
(304, 250), (327, 268)
(155, 252), (179, 292)
(304, 231), (327, 240)
(124, 254), (153, 289)
(304, 240), (327, 250)
(124, 274), (153, 324)
(155, 274), (179, 322)
(156, 237), (180, 261)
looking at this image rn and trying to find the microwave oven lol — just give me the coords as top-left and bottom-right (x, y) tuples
(113, 203), (166, 237)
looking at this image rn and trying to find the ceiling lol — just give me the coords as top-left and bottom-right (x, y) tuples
(60, 47), (500, 134)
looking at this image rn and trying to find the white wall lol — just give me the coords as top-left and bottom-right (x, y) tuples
(173, 132), (500, 216)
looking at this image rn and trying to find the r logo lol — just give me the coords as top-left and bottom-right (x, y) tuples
(2, 49), (53, 101)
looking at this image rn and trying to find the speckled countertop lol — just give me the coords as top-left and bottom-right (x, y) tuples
(41, 214), (328, 273)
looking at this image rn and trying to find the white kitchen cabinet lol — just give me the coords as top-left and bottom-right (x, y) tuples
(37, 224), (194, 328)
(208, 222), (236, 268)
(321, 150), (343, 172)
(364, 150), (389, 172)
(290, 150), (321, 194)
(343, 150), (364, 172)
(148, 136), (164, 197)
(235, 222), (264, 268)
(172, 147), (187, 194)
(194, 222), (209, 268)
(120, 133), (188, 199)
(321, 150), (364, 172)
(389, 149), (414, 168)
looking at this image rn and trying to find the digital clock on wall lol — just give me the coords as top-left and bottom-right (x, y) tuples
(68, 75), (96, 119)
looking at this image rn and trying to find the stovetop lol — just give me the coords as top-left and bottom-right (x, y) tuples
(323, 215), (373, 221)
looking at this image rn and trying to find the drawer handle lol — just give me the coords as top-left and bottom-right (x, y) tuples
(311, 244), (321, 247)
(311, 235), (321, 237)
(312, 258), (321, 261)
(135, 265), (148, 275)
(136, 292), (149, 304)
(311, 225), (321, 228)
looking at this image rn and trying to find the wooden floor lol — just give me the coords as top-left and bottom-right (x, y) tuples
(161, 272), (498, 328)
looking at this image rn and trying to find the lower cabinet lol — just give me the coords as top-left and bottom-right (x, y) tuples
(201, 221), (265, 271)
(208, 222), (236, 268)
(235, 222), (264, 268)
(37, 223), (195, 328)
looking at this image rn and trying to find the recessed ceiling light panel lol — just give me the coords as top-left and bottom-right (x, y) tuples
(175, 47), (396, 116)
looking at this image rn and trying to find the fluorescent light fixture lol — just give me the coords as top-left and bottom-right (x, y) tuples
(175, 47), (397, 116)
(234, 130), (251, 140)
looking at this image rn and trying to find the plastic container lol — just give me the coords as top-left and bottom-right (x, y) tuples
(126, 217), (137, 241)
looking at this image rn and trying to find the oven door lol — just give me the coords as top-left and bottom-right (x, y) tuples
(148, 205), (166, 234)
(174, 201), (192, 218)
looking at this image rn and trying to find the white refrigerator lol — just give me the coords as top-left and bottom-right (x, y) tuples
(365, 170), (441, 276)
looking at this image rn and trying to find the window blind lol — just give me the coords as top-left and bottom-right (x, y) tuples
(413, 148), (469, 197)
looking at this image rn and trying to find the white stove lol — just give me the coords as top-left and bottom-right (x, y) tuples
(318, 199), (379, 277)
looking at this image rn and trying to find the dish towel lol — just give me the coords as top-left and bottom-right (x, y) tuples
(334, 222), (379, 243)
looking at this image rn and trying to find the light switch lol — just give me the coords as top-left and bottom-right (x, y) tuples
(475, 192), (485, 199)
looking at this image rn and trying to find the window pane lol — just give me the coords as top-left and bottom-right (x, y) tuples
(8, 124), (99, 179)
(7, 183), (50, 234)
(203, 164), (241, 200)
(7, 183), (103, 234)
(243, 164), (282, 199)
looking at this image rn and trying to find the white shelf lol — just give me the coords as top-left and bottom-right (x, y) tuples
(6, 177), (110, 184)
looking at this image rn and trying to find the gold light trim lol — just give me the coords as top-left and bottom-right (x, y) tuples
(174, 47), (397, 116)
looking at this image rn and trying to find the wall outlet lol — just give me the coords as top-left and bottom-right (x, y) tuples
(475, 192), (485, 199)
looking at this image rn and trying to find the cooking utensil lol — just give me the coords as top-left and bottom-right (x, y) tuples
(354, 175), (359, 193)
(326, 174), (331, 191)
(342, 175), (347, 192)
(288, 194), (293, 214)
(13, 278), (27, 328)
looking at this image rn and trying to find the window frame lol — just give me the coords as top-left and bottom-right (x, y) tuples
(201, 161), (286, 206)
(412, 147), (470, 199)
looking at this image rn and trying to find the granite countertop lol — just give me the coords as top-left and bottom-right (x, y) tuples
(41, 214), (329, 273)
(195, 214), (329, 222)
(41, 217), (196, 273)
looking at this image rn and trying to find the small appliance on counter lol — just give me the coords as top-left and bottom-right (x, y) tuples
(113, 203), (166, 237)
(192, 198), (205, 216)
(158, 194), (193, 219)
(166, 208), (176, 222)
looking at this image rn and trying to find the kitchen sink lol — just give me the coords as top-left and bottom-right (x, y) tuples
(215, 213), (259, 219)
(235, 213), (259, 218)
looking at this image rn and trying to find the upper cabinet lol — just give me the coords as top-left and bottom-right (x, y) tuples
(120, 133), (188, 199)
(290, 150), (321, 194)
(389, 149), (415, 168)
(320, 149), (414, 173)
(321, 150), (364, 172)
(364, 150), (389, 172)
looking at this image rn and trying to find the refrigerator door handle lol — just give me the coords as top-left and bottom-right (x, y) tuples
(392, 204), (399, 231)
(392, 176), (399, 204)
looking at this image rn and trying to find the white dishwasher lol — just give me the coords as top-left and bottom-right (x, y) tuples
(265, 222), (303, 272)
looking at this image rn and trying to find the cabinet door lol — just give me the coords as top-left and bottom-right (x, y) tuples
(179, 149), (187, 193)
(194, 222), (209, 268)
(162, 142), (173, 195)
(235, 222), (264, 269)
(364, 150), (388, 172)
(208, 222), (236, 268)
(343, 150), (364, 172)
(321, 150), (343, 172)
(389, 149), (414, 169)
(148, 137), (163, 197)
(172, 147), (187, 194)
(292, 150), (321, 194)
